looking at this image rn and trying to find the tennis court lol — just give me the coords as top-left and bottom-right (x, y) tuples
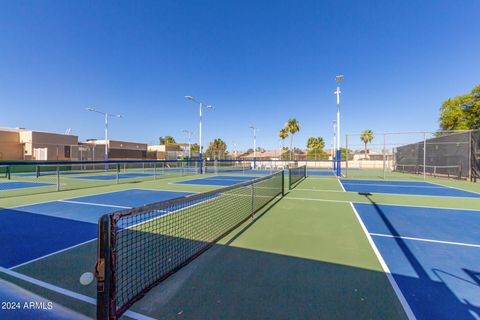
(1, 162), (479, 320)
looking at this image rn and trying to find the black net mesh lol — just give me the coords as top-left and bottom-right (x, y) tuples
(97, 171), (284, 319)
(289, 165), (306, 189)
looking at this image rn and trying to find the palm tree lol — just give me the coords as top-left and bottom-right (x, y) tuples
(360, 130), (374, 159)
(278, 128), (289, 154)
(159, 136), (176, 145)
(307, 137), (325, 160)
(206, 138), (227, 160)
(285, 118), (300, 160)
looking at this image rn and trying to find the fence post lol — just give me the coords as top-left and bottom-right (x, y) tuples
(423, 132), (427, 181)
(383, 134), (386, 180)
(56, 165), (60, 191)
(116, 163), (120, 184)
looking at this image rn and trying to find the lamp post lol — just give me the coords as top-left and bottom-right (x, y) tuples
(85, 107), (123, 161)
(182, 130), (193, 160)
(334, 75), (344, 177)
(185, 96), (214, 172)
(250, 126), (257, 169)
(332, 120), (337, 172)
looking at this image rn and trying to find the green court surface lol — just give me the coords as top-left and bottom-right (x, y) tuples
(1, 171), (480, 319)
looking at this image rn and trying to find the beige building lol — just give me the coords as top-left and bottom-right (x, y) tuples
(0, 128), (24, 160)
(0, 128), (79, 161)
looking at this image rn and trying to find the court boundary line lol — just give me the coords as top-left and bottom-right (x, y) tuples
(349, 202), (416, 320)
(0, 267), (157, 320)
(370, 233), (480, 248)
(284, 196), (480, 212)
(292, 186), (480, 200)
(10, 238), (98, 270)
(427, 181), (480, 196)
(59, 200), (131, 209)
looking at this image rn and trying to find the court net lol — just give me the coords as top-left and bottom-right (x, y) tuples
(289, 165), (306, 189)
(95, 171), (284, 319)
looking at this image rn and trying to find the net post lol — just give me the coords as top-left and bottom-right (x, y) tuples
(288, 166), (292, 190)
(95, 214), (113, 320)
(116, 163), (120, 184)
(6, 166), (10, 180)
(282, 169), (285, 196)
(250, 183), (255, 219)
(56, 165), (60, 191)
(36, 165), (40, 178)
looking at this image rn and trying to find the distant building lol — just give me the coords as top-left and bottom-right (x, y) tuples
(85, 140), (148, 160)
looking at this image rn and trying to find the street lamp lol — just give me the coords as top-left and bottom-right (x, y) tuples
(85, 107), (123, 161)
(250, 126), (256, 169)
(185, 96), (214, 171)
(182, 130), (193, 160)
(334, 75), (344, 177)
(332, 120), (337, 172)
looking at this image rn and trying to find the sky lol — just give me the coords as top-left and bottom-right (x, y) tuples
(0, 0), (479, 152)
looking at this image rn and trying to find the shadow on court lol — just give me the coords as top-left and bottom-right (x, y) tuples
(358, 192), (480, 320)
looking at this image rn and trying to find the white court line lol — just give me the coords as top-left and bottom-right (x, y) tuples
(341, 182), (445, 189)
(369, 233), (480, 248)
(337, 179), (346, 192)
(59, 200), (131, 209)
(285, 196), (480, 212)
(10, 238), (98, 270)
(427, 181), (480, 196)
(349, 203), (416, 320)
(0, 267), (157, 320)
(290, 187), (480, 199)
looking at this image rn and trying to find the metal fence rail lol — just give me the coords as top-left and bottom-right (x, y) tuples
(0, 160), (201, 198)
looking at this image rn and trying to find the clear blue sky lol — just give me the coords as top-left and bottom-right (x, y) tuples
(1, 0), (479, 151)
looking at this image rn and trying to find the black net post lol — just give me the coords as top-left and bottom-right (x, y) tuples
(95, 214), (113, 320)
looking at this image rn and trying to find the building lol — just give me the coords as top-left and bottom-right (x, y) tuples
(0, 128), (79, 161)
(85, 140), (148, 160)
(147, 144), (190, 160)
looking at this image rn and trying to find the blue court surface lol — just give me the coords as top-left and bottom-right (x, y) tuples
(0, 189), (193, 269)
(176, 175), (259, 187)
(353, 203), (480, 320)
(0, 181), (55, 191)
(341, 179), (480, 198)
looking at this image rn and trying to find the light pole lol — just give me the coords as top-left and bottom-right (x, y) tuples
(250, 126), (256, 169)
(334, 75), (344, 177)
(85, 107), (123, 161)
(182, 130), (193, 160)
(332, 120), (337, 172)
(185, 96), (214, 172)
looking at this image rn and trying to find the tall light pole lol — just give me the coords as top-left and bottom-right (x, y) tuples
(334, 75), (344, 177)
(185, 96), (214, 171)
(332, 120), (337, 171)
(85, 107), (123, 161)
(182, 130), (193, 160)
(250, 126), (257, 169)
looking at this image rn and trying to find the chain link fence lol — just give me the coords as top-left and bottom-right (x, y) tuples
(345, 130), (480, 181)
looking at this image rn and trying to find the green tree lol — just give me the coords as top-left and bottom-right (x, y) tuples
(159, 136), (176, 145)
(306, 136), (326, 160)
(285, 118), (301, 160)
(190, 143), (200, 153)
(439, 84), (480, 130)
(205, 138), (227, 160)
(279, 128), (289, 150)
(360, 130), (374, 159)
